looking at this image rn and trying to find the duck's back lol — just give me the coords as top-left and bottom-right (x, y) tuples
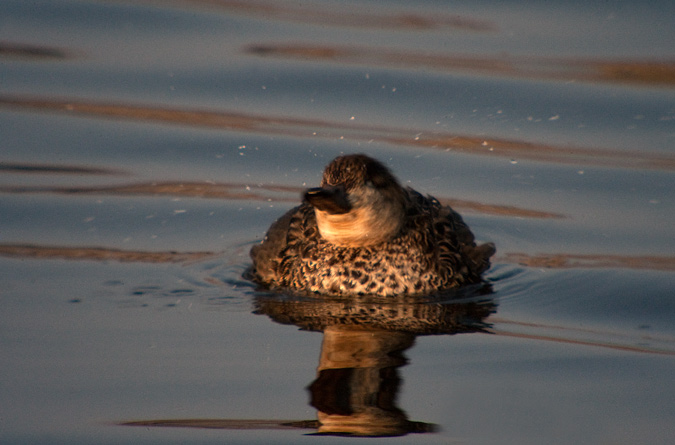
(410, 190), (495, 284)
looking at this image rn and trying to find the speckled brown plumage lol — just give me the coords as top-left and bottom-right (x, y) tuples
(249, 154), (495, 297)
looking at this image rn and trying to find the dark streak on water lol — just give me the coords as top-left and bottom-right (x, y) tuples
(1, 1), (674, 444)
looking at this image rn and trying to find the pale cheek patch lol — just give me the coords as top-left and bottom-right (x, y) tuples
(316, 202), (403, 247)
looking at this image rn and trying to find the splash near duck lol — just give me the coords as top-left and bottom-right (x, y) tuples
(249, 154), (495, 296)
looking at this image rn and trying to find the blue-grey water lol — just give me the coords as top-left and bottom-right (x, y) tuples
(1, 1), (674, 444)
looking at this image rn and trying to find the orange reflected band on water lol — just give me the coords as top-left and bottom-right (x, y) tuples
(0, 244), (215, 264)
(247, 44), (675, 87)
(502, 252), (675, 271)
(121, 418), (318, 430)
(0, 244), (673, 272)
(0, 179), (564, 219)
(491, 317), (675, 356)
(493, 329), (675, 356)
(179, 0), (496, 32)
(1, 96), (673, 171)
(0, 162), (123, 175)
(0, 42), (71, 60)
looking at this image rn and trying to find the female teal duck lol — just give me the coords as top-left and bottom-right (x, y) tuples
(250, 154), (495, 297)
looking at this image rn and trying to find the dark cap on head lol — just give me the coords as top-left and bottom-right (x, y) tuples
(321, 154), (400, 191)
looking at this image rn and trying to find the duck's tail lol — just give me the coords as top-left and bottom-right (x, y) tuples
(465, 242), (496, 277)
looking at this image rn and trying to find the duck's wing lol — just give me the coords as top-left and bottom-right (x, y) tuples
(407, 188), (495, 281)
(437, 202), (495, 278)
(250, 205), (302, 284)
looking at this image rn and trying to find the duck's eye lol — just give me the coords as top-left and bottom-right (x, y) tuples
(369, 172), (390, 188)
(365, 162), (391, 188)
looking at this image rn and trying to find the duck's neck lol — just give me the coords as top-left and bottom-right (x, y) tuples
(315, 204), (404, 247)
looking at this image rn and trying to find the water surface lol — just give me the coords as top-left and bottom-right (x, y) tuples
(1, 1), (674, 444)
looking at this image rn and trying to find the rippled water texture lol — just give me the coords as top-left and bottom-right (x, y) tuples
(1, 1), (674, 444)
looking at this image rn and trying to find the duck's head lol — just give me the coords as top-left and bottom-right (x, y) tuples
(303, 154), (407, 247)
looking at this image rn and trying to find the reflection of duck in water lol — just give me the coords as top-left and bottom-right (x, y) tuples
(309, 327), (425, 437)
(255, 291), (495, 437)
(249, 154), (495, 296)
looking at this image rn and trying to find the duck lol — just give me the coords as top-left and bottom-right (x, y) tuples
(249, 154), (495, 297)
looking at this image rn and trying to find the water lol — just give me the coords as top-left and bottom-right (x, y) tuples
(1, 1), (674, 443)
